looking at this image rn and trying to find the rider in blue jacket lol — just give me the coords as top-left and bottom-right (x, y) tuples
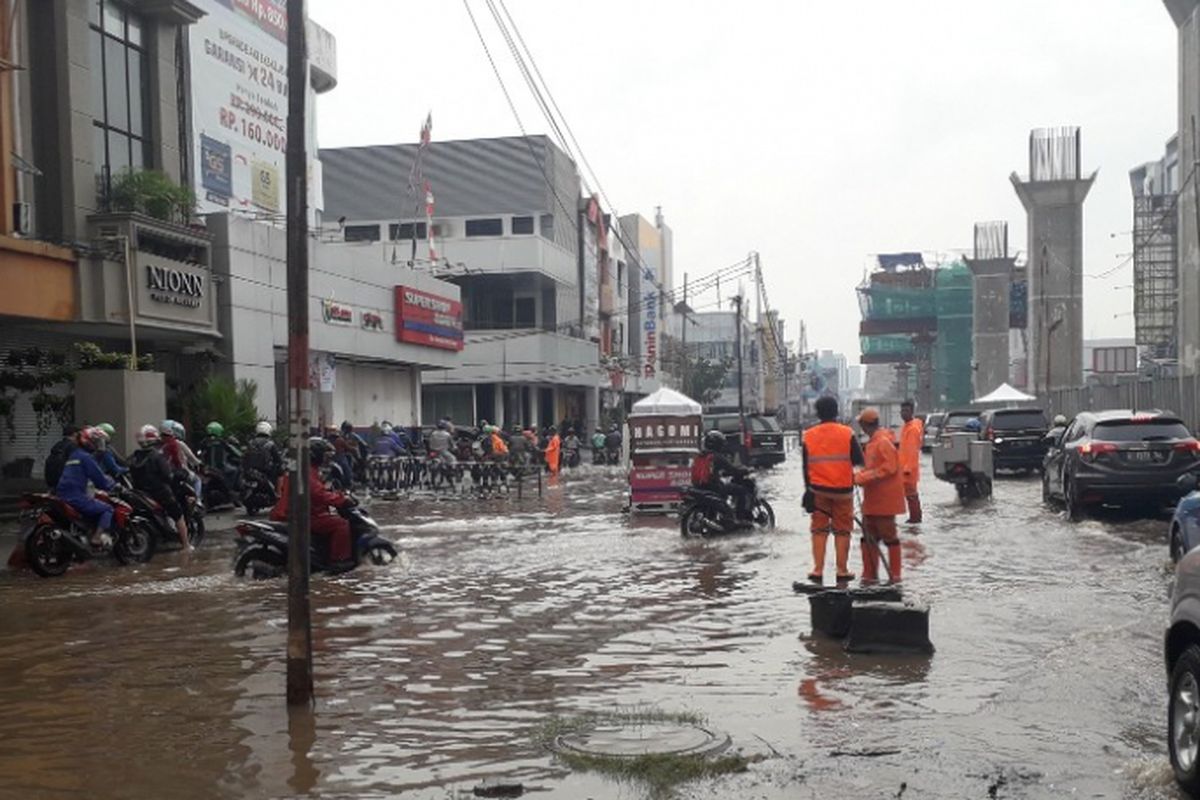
(56, 427), (117, 546)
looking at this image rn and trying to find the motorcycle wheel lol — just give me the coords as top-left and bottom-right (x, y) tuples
(750, 499), (776, 530)
(113, 520), (156, 565)
(26, 525), (71, 578)
(363, 539), (398, 566)
(680, 507), (714, 537)
(233, 543), (287, 579)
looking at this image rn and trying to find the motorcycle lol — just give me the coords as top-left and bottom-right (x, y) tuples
(240, 468), (278, 516)
(201, 465), (240, 511)
(232, 500), (398, 579)
(20, 490), (156, 577)
(120, 478), (204, 550)
(679, 476), (776, 536)
(563, 447), (581, 469)
(592, 448), (607, 465)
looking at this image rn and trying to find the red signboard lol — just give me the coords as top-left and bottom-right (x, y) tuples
(629, 465), (693, 507)
(394, 286), (464, 351)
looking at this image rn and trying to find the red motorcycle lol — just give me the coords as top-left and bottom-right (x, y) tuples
(20, 491), (156, 578)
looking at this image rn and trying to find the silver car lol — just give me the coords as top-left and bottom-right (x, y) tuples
(1167, 546), (1200, 793)
(921, 412), (945, 453)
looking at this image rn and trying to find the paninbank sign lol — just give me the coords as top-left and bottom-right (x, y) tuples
(394, 286), (463, 351)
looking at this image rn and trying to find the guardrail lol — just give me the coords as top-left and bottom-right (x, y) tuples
(356, 457), (546, 499)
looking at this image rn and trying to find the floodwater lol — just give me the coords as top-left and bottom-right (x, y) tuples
(0, 456), (1185, 799)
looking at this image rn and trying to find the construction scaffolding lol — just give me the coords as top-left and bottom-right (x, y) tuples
(934, 261), (973, 407)
(1133, 193), (1178, 357)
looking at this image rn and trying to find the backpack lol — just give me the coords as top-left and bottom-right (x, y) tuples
(241, 438), (271, 474)
(691, 453), (713, 486)
(43, 438), (72, 489)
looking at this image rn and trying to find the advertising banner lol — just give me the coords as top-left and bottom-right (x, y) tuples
(394, 286), (464, 351)
(189, 0), (319, 219)
(629, 465), (692, 507)
(629, 415), (702, 454)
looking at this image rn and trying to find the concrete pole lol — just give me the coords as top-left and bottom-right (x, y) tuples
(965, 256), (1017, 399)
(284, 0), (313, 708)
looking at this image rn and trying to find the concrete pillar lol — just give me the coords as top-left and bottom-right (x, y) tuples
(531, 386), (541, 429)
(494, 384), (504, 428)
(1010, 169), (1095, 394)
(966, 256), (1016, 399)
(1168, 0), (1200, 373)
(912, 333), (936, 412)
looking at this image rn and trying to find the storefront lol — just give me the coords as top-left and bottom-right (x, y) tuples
(210, 214), (461, 426)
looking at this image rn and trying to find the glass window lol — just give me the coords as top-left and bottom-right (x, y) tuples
(1094, 420), (1191, 442)
(511, 216), (534, 235)
(389, 222), (427, 240)
(465, 218), (503, 237)
(343, 224), (381, 242)
(990, 411), (1047, 430)
(91, 1), (150, 204)
(539, 213), (554, 240)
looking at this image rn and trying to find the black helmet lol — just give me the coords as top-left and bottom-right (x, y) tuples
(340, 420), (353, 434)
(704, 429), (726, 452)
(309, 436), (335, 466)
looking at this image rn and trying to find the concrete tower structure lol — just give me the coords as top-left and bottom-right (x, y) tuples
(966, 221), (1017, 399)
(1010, 127), (1095, 394)
(1165, 1), (1200, 372)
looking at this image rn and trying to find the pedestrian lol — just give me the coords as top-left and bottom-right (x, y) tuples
(545, 426), (561, 474)
(899, 400), (924, 524)
(801, 396), (864, 584)
(854, 407), (906, 584)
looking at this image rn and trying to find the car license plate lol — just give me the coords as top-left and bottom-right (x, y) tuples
(1126, 450), (1164, 463)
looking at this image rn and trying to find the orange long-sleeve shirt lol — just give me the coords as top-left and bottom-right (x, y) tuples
(900, 418), (924, 484)
(854, 429), (906, 516)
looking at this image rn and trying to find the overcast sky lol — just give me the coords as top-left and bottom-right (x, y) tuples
(308, 0), (1177, 362)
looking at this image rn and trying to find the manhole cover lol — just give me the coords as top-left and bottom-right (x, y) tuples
(553, 723), (730, 759)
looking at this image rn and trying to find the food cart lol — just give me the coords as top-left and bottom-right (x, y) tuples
(626, 388), (703, 514)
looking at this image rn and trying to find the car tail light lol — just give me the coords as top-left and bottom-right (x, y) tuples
(1175, 440), (1200, 457)
(744, 430), (752, 451)
(985, 427), (994, 440)
(1078, 442), (1117, 461)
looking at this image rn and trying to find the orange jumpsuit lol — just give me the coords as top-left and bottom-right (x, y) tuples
(545, 434), (561, 474)
(802, 421), (863, 582)
(855, 428), (906, 582)
(900, 417), (924, 523)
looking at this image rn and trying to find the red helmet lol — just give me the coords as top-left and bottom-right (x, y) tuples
(76, 426), (105, 451)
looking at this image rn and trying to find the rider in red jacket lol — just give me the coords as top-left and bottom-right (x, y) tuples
(272, 438), (353, 565)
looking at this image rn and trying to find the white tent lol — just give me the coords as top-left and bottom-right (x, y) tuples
(630, 387), (702, 417)
(973, 382), (1037, 404)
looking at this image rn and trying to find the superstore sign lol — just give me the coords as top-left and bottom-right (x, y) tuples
(394, 286), (463, 351)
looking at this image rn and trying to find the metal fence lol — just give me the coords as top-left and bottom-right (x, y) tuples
(1046, 373), (1200, 431)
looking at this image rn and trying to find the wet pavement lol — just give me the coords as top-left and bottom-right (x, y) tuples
(0, 456), (1186, 798)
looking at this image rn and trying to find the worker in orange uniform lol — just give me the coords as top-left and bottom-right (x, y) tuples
(544, 426), (562, 474)
(802, 396), (864, 584)
(854, 407), (906, 583)
(899, 399), (924, 524)
(488, 426), (509, 459)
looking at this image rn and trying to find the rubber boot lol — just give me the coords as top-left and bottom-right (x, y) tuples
(809, 532), (828, 582)
(886, 542), (902, 583)
(905, 492), (923, 524)
(834, 534), (855, 582)
(860, 538), (879, 584)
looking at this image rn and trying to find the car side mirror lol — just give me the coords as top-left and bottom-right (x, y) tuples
(1179, 473), (1200, 494)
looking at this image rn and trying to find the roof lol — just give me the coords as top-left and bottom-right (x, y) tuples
(630, 388), (702, 417)
(973, 382), (1037, 404)
(320, 135), (579, 223)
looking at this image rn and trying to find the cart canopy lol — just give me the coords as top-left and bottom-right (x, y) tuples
(630, 387), (702, 417)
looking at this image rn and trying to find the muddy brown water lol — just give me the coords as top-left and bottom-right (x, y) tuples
(0, 457), (1185, 798)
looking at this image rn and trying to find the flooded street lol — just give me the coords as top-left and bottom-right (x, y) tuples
(0, 456), (1185, 798)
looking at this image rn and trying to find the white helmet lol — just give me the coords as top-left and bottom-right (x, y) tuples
(137, 424), (161, 448)
(381, 423), (393, 434)
(255, 421), (273, 437)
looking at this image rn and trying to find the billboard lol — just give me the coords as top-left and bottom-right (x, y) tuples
(394, 286), (464, 351)
(189, 0), (319, 219)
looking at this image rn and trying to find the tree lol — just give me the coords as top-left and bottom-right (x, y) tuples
(185, 377), (260, 441)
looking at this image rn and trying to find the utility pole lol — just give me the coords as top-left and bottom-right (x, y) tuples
(285, 0), (313, 708)
(733, 294), (745, 418)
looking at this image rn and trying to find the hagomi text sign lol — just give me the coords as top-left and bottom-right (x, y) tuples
(629, 415), (701, 454)
(394, 286), (463, 351)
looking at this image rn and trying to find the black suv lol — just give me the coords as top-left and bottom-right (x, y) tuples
(1043, 409), (1200, 520)
(978, 408), (1049, 473)
(703, 413), (786, 468)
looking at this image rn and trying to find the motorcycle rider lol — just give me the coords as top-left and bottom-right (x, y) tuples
(161, 420), (204, 503)
(93, 423), (128, 480)
(129, 424), (191, 550)
(199, 421), (242, 503)
(242, 421), (283, 482)
(428, 419), (456, 465)
(487, 425), (509, 459)
(562, 428), (582, 468)
(271, 437), (354, 570)
(692, 429), (753, 519)
(44, 425), (79, 488)
(605, 424), (623, 464)
(591, 427), (607, 462)
(55, 427), (118, 548)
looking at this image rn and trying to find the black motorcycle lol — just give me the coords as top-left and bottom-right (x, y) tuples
(232, 500), (398, 579)
(240, 469), (278, 516)
(121, 478), (204, 549)
(202, 465), (240, 511)
(20, 490), (156, 577)
(563, 447), (581, 469)
(679, 476), (776, 536)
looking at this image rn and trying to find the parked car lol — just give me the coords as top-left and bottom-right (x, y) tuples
(1170, 473), (1200, 562)
(1042, 410), (1200, 520)
(921, 412), (946, 452)
(978, 408), (1049, 473)
(703, 413), (786, 468)
(938, 409), (984, 444)
(1164, 546), (1200, 793)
